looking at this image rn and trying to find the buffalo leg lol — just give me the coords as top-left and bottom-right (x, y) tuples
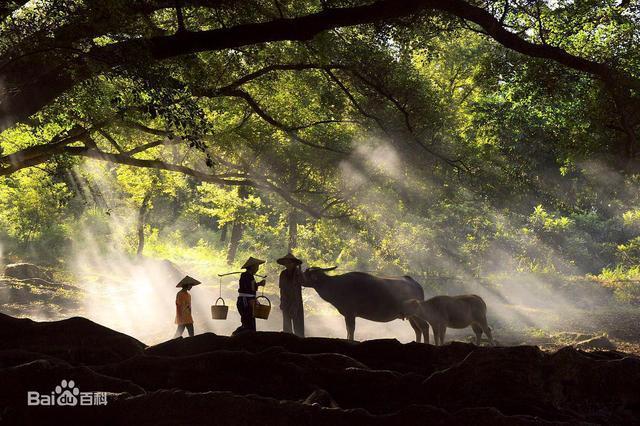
(471, 323), (483, 345)
(439, 326), (447, 345)
(345, 315), (356, 341)
(408, 317), (422, 343)
(481, 322), (494, 346)
(415, 317), (430, 344)
(432, 325), (440, 346)
(477, 313), (494, 345)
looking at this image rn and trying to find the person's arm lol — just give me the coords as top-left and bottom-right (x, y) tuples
(176, 292), (186, 317)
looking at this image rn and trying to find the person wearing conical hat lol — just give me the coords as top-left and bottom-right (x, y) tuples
(233, 256), (266, 334)
(277, 253), (305, 337)
(174, 275), (201, 338)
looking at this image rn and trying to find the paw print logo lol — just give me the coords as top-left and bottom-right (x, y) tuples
(54, 379), (79, 406)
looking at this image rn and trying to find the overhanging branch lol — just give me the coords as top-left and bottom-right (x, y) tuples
(65, 146), (327, 217)
(197, 86), (348, 154)
(3, 0), (639, 133)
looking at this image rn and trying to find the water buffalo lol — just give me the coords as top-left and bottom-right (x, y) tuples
(302, 267), (429, 341)
(402, 295), (494, 346)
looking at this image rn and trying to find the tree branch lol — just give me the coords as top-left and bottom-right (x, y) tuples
(119, 120), (173, 138)
(97, 130), (125, 153)
(216, 62), (346, 92)
(0, 125), (99, 175)
(199, 86), (348, 154)
(66, 146), (328, 217)
(63, 146), (250, 185)
(2, 0), (638, 141)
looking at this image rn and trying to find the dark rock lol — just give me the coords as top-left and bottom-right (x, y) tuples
(1, 389), (562, 426)
(423, 345), (640, 423)
(0, 313), (638, 424)
(422, 346), (575, 421)
(552, 332), (594, 343)
(577, 349), (630, 361)
(94, 347), (405, 412)
(94, 350), (315, 399)
(316, 366), (425, 413)
(0, 358), (145, 410)
(574, 335), (616, 350)
(0, 349), (69, 369)
(303, 388), (340, 408)
(0, 277), (82, 318)
(146, 332), (477, 376)
(546, 347), (640, 420)
(0, 313), (145, 365)
(4, 263), (52, 281)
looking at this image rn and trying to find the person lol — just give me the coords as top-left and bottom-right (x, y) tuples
(174, 275), (201, 338)
(233, 256), (266, 334)
(277, 253), (305, 337)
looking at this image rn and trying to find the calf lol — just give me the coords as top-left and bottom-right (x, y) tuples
(403, 295), (494, 346)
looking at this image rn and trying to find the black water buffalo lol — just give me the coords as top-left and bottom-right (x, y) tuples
(302, 267), (429, 341)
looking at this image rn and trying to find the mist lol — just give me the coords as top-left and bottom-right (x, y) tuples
(329, 137), (621, 343)
(65, 138), (623, 345)
(0, 141), (635, 347)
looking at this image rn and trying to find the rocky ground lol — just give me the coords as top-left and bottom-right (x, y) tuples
(1, 312), (639, 425)
(2, 263), (640, 424)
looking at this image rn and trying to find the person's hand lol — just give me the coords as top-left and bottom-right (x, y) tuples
(258, 279), (266, 286)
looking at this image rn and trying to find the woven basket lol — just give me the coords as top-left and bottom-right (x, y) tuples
(211, 297), (229, 320)
(253, 295), (271, 320)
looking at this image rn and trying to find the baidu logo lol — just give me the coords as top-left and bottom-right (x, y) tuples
(27, 379), (108, 406)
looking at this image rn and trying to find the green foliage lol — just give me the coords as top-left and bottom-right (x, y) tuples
(616, 237), (640, 268)
(194, 184), (266, 227)
(623, 210), (640, 234)
(529, 205), (574, 232)
(0, 169), (72, 260)
(596, 266), (640, 305)
(1, 0), (640, 312)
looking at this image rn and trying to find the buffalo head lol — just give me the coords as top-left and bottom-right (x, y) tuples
(401, 299), (422, 319)
(302, 266), (337, 288)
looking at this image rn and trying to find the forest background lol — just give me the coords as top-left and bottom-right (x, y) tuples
(1, 0), (639, 344)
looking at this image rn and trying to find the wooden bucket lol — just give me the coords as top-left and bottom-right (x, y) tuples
(253, 295), (271, 320)
(211, 297), (229, 320)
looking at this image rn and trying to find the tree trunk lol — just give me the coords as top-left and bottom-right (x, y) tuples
(226, 221), (244, 265)
(219, 223), (228, 243)
(136, 192), (152, 257)
(226, 186), (249, 265)
(175, 0), (186, 32)
(288, 211), (298, 252)
(612, 88), (639, 163)
(287, 158), (299, 252)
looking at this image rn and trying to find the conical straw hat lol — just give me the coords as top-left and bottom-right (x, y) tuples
(176, 275), (202, 288)
(276, 253), (302, 266)
(241, 256), (266, 269)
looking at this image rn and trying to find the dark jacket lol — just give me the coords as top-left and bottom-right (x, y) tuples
(279, 267), (304, 316)
(238, 271), (258, 296)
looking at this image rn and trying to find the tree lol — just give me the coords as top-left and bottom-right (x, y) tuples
(1, 0), (638, 161)
(1, 0), (640, 284)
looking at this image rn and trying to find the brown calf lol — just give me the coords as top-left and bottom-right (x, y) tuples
(403, 295), (494, 346)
